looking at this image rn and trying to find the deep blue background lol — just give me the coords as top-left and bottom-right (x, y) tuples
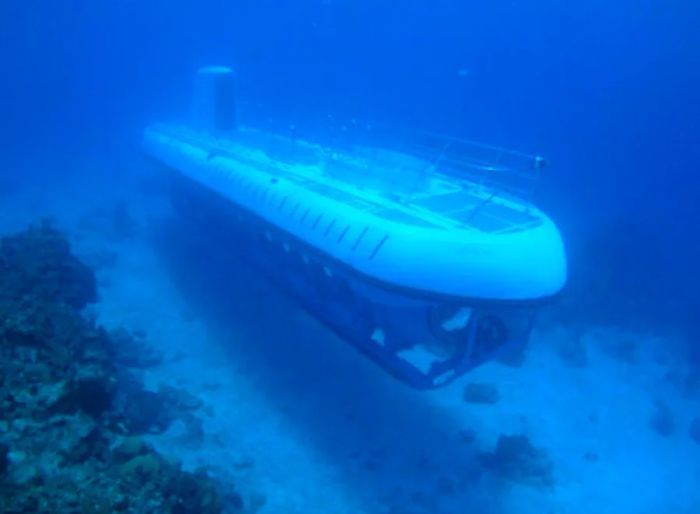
(1, 1), (698, 336)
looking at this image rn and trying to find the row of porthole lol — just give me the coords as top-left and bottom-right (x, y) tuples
(220, 165), (388, 260)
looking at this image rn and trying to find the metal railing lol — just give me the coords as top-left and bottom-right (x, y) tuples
(366, 128), (547, 202)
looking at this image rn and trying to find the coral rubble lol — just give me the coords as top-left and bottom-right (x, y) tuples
(0, 223), (236, 513)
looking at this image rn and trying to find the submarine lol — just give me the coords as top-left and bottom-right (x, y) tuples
(143, 67), (567, 389)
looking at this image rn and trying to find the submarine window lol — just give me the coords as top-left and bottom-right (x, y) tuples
(323, 219), (337, 237)
(337, 225), (351, 243)
(369, 235), (389, 259)
(352, 226), (369, 251)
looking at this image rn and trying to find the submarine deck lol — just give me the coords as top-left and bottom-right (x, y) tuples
(153, 124), (545, 235)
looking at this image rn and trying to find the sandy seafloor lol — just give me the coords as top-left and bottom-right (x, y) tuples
(2, 170), (699, 514)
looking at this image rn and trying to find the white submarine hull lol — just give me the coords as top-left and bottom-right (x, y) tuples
(143, 67), (567, 388)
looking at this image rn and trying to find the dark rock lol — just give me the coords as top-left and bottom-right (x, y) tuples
(480, 434), (554, 487)
(689, 418), (700, 446)
(649, 399), (675, 437)
(462, 382), (500, 404)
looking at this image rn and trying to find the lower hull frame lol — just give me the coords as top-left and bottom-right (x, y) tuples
(167, 168), (536, 389)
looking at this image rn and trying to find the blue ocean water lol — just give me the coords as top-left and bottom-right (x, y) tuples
(1, 1), (699, 513)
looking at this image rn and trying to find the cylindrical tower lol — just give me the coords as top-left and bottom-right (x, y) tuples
(193, 66), (236, 134)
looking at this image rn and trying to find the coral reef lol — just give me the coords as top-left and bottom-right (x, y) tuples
(480, 434), (554, 487)
(0, 223), (237, 513)
(0, 220), (97, 308)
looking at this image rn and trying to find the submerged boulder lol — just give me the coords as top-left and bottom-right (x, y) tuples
(480, 434), (554, 487)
